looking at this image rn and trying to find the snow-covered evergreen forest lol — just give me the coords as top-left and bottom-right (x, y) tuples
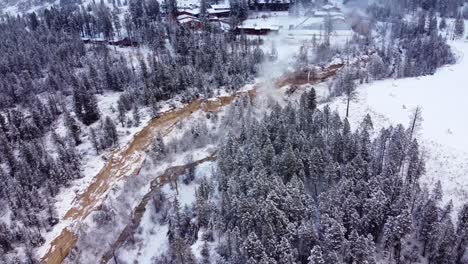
(0, 0), (467, 263)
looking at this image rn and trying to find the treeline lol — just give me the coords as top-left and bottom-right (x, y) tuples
(338, 11), (455, 85)
(155, 90), (468, 264)
(367, 0), (465, 19)
(355, 5), (456, 85)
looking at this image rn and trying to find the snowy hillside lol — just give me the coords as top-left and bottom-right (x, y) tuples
(326, 39), (468, 213)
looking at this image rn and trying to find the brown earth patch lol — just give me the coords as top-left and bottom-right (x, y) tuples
(275, 63), (344, 88)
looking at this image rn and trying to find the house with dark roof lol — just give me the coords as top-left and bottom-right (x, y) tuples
(236, 25), (280, 35)
(177, 14), (203, 29)
(249, 0), (292, 11)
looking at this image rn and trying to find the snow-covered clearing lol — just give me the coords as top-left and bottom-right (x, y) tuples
(325, 39), (468, 213)
(243, 11), (325, 29)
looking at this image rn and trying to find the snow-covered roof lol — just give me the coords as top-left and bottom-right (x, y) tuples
(178, 16), (201, 23)
(331, 15), (345, 21)
(255, 0), (291, 3)
(237, 25), (280, 30)
(81, 37), (106, 41)
(178, 8), (201, 15)
(313, 10), (343, 17)
(322, 4), (340, 10)
(177, 14), (198, 20)
(210, 3), (230, 10)
(207, 8), (230, 14)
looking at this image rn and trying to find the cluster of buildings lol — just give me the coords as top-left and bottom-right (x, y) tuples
(175, 1), (345, 34)
(305, 4), (344, 21)
(176, 3), (231, 30)
(237, 3), (346, 36)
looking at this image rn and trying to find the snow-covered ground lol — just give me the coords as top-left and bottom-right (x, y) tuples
(325, 39), (468, 213)
(117, 160), (217, 263)
(242, 10), (351, 34)
(35, 91), (154, 258)
(243, 11), (324, 29)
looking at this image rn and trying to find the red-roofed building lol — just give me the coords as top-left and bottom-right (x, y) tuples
(177, 14), (203, 29)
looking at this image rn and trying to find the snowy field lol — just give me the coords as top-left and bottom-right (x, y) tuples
(243, 11), (324, 29)
(242, 10), (350, 31)
(326, 39), (468, 213)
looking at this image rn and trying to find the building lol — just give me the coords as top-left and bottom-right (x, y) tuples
(320, 4), (341, 12)
(236, 25), (279, 35)
(207, 8), (231, 18)
(309, 10), (343, 18)
(249, 0), (292, 11)
(177, 14), (203, 30)
(177, 8), (200, 17)
(210, 3), (230, 12)
(177, 3), (230, 19)
(109, 37), (138, 47)
(82, 38), (107, 45)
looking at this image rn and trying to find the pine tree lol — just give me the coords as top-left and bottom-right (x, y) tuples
(308, 246), (325, 264)
(200, 0), (208, 20)
(132, 105), (141, 127)
(129, 0), (144, 28)
(343, 71), (356, 118)
(455, 204), (468, 264)
(64, 112), (82, 146)
(117, 100), (126, 127)
(408, 106), (423, 141)
(201, 241), (211, 264)
(90, 127), (100, 154)
(145, 0), (161, 21)
(419, 199), (438, 256)
(29, 12), (40, 31)
(244, 232), (265, 261)
(439, 17), (447, 30)
(103, 116), (118, 148)
(369, 54), (386, 80)
(277, 236), (297, 264)
(306, 88), (317, 112)
(454, 15), (465, 39)
(165, 0), (178, 21)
